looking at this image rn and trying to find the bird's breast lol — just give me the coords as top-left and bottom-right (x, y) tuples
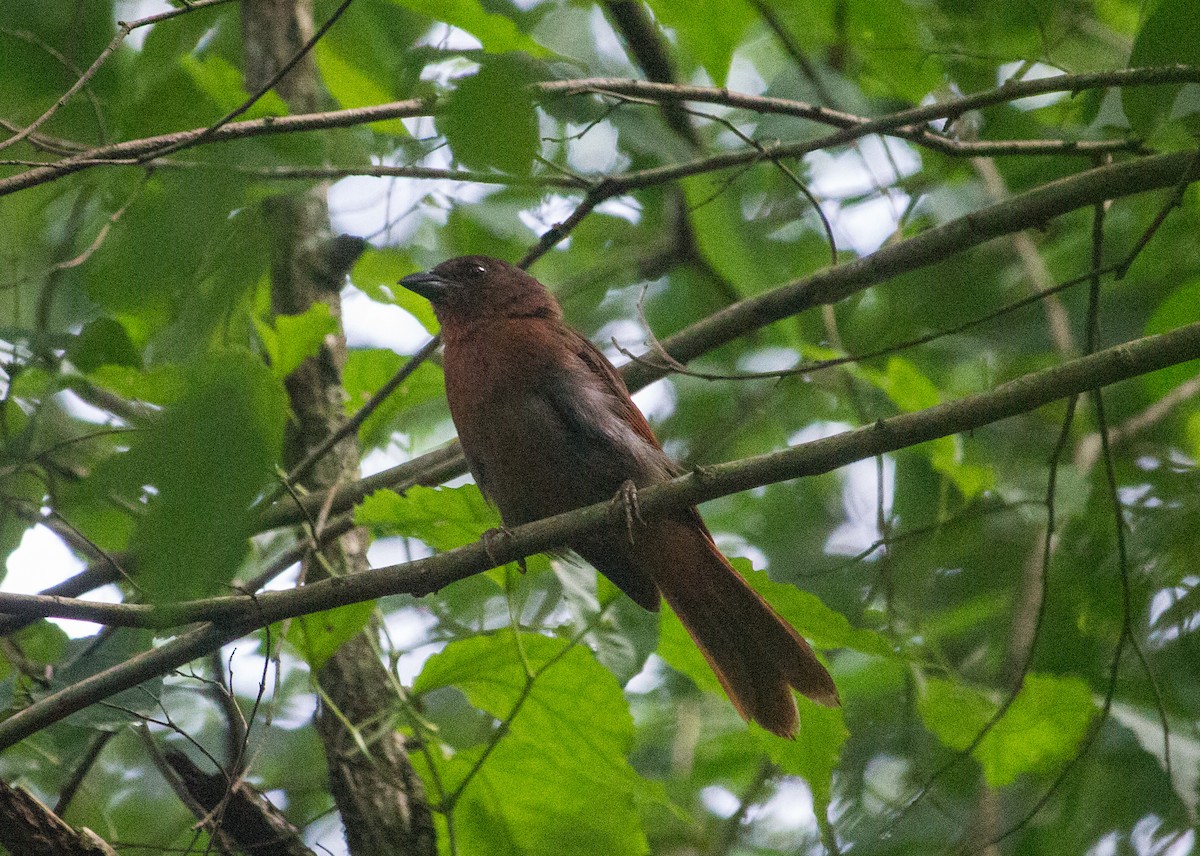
(441, 320), (610, 525)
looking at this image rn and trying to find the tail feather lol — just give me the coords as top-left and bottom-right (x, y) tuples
(644, 515), (838, 738)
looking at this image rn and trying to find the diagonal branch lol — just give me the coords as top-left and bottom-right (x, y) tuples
(621, 149), (1199, 389)
(0, 320), (1197, 751)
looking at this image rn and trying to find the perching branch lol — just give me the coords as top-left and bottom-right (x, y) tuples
(0, 320), (1197, 749)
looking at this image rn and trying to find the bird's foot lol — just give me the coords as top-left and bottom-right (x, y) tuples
(609, 479), (645, 544)
(482, 526), (527, 574)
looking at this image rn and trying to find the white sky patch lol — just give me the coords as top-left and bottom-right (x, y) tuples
(342, 284), (429, 352)
(632, 378), (676, 424)
(738, 346), (800, 374)
(728, 50), (768, 96)
(714, 533), (769, 571)
(418, 22), (483, 52)
(789, 422), (894, 557)
(3, 525), (122, 638)
(518, 194), (585, 245)
(587, 5), (631, 65)
(566, 120), (625, 174)
(55, 389), (124, 424)
(624, 652), (664, 694)
(594, 194), (642, 223)
(803, 136), (919, 254)
(754, 777), (819, 836)
(998, 62), (1069, 110)
(807, 135), (920, 198)
(827, 193), (912, 255)
(327, 135), (495, 247)
(115, 1), (172, 50)
(701, 785), (740, 818)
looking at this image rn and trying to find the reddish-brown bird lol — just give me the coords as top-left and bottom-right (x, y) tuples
(401, 255), (837, 737)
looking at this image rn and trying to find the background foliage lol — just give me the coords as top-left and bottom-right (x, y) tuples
(1, 0), (1199, 854)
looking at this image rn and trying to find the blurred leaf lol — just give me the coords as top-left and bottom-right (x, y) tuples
(352, 248), (439, 332)
(108, 351), (287, 601)
(286, 600), (376, 670)
(342, 348), (445, 450)
(846, 0), (943, 102)
(1123, 0), (1200, 135)
(644, 0), (754, 86)
(393, 0), (550, 56)
(864, 358), (993, 499)
(47, 631), (160, 730)
(67, 317), (141, 372)
(181, 53), (288, 118)
(755, 696), (848, 809)
(1143, 278), (1200, 400)
(316, 42), (409, 136)
(415, 631), (649, 855)
(86, 364), (188, 406)
(259, 302), (339, 379)
(440, 56), (539, 175)
(918, 673), (1098, 787)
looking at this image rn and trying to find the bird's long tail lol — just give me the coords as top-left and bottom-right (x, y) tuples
(644, 514), (838, 738)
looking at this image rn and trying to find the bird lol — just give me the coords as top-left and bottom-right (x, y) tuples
(400, 255), (838, 737)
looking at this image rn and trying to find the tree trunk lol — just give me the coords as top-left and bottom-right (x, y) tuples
(240, 3), (435, 854)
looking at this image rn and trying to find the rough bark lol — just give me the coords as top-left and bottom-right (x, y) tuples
(0, 778), (117, 856)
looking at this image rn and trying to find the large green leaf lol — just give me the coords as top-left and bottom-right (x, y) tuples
(918, 673), (1098, 787)
(440, 56), (540, 175)
(644, 0), (755, 86)
(1123, 0), (1200, 135)
(416, 631), (650, 855)
(104, 351), (288, 601)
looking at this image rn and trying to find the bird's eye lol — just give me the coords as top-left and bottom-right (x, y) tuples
(466, 262), (486, 279)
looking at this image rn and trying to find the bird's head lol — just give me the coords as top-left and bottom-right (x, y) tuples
(399, 255), (562, 326)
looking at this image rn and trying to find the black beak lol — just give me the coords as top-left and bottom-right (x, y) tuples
(399, 270), (454, 300)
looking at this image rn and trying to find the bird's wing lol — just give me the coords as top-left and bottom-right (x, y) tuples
(535, 326), (680, 487)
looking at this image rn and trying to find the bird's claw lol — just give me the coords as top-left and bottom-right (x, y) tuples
(482, 526), (527, 574)
(609, 479), (645, 544)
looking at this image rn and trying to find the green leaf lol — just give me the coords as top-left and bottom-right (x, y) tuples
(108, 351), (288, 601)
(342, 348), (445, 451)
(644, 0), (754, 85)
(679, 174), (770, 295)
(85, 364), (188, 406)
(356, 485), (500, 551)
(259, 302), (339, 379)
(1123, 0), (1200, 135)
(846, 0), (943, 102)
(316, 41), (410, 135)
(47, 630), (161, 729)
(67, 317), (141, 372)
(864, 358), (993, 499)
(392, 0), (550, 56)
(918, 673), (1098, 787)
(440, 56), (539, 175)
(181, 53), (288, 118)
(1143, 278), (1200, 400)
(416, 631), (649, 855)
(286, 600), (376, 670)
(351, 248), (439, 333)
